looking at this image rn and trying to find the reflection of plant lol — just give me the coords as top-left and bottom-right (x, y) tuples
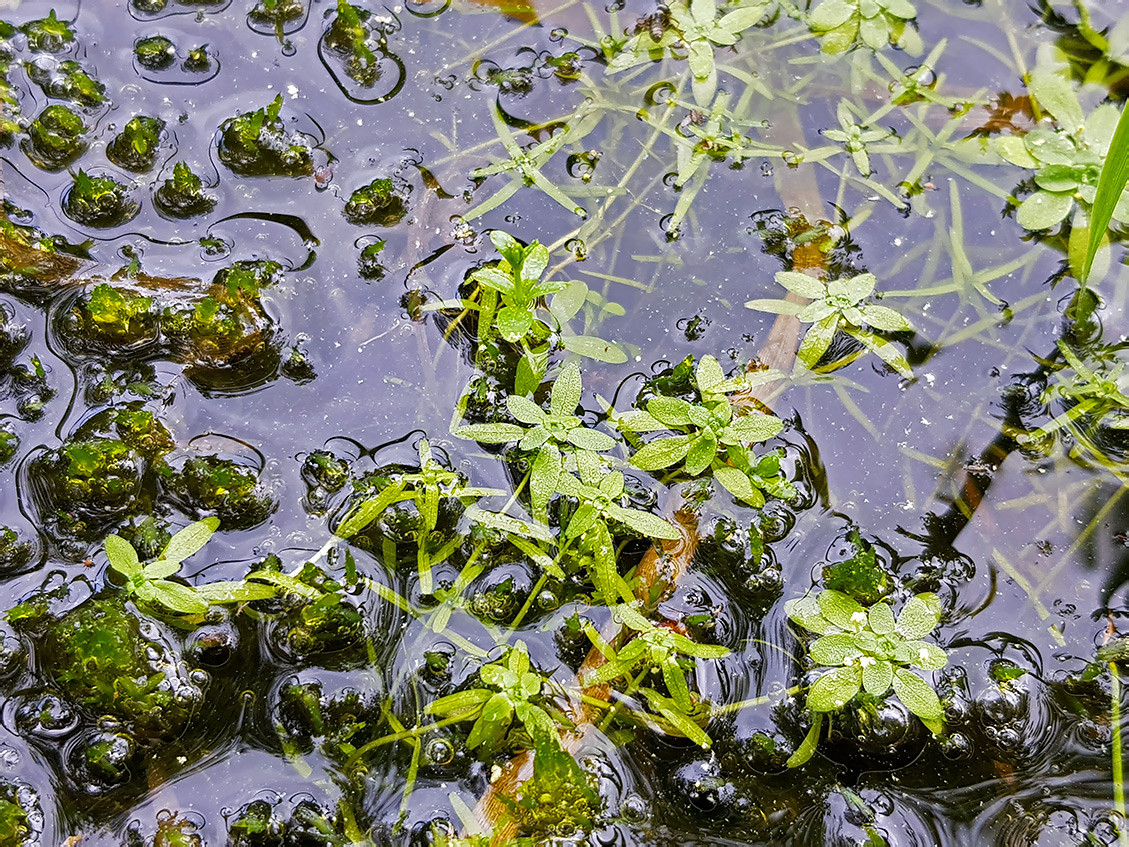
(619, 354), (793, 507)
(785, 589), (946, 766)
(746, 271), (913, 377)
(996, 68), (1129, 233)
(807, 0), (922, 55)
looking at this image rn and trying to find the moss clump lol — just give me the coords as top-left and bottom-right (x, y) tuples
(154, 162), (217, 219)
(0, 427), (18, 465)
(62, 283), (159, 351)
(343, 177), (409, 226)
(21, 10), (75, 53)
(134, 35), (177, 70)
(71, 403), (175, 461)
(217, 95), (314, 177)
(107, 115), (165, 172)
(324, 1), (383, 86)
(821, 529), (890, 605)
(160, 454), (276, 529)
(32, 438), (145, 536)
(0, 781), (33, 844)
(183, 44), (211, 72)
(227, 799), (285, 845)
(248, 0), (307, 26)
(40, 596), (202, 737)
(24, 58), (106, 106)
(357, 240), (387, 280)
(63, 171), (139, 228)
(0, 527), (33, 574)
(25, 104), (87, 171)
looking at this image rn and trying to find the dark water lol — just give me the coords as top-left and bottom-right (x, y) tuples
(0, 0), (1127, 843)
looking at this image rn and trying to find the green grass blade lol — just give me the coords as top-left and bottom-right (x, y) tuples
(1083, 103), (1129, 284)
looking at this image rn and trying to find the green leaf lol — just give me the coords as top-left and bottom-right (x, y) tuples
(567, 427), (617, 452)
(774, 271), (826, 299)
(713, 465), (764, 506)
(1023, 129), (1076, 166)
(695, 355), (725, 392)
(455, 422), (526, 443)
(868, 602), (895, 635)
(147, 580), (210, 615)
(1083, 103), (1129, 283)
(901, 640), (948, 670)
(786, 713), (823, 768)
(797, 315), (839, 369)
(507, 394), (545, 425)
(529, 444), (561, 517)
(809, 633), (863, 666)
(1028, 67), (1085, 134)
(161, 517), (221, 565)
(785, 595), (835, 635)
(662, 656), (692, 713)
(465, 506), (553, 542)
(809, 0), (854, 30)
(724, 413), (784, 443)
(551, 362), (583, 417)
(246, 569), (324, 598)
(105, 534), (141, 578)
(647, 396), (696, 427)
(745, 297), (805, 316)
(642, 688), (712, 748)
(472, 267), (515, 293)
(428, 688), (493, 718)
(895, 593), (941, 639)
(892, 667), (943, 722)
(1034, 164), (1082, 192)
(669, 632), (729, 659)
(467, 692), (514, 750)
(862, 659), (894, 695)
(549, 280), (588, 323)
(194, 580), (279, 603)
(497, 305), (534, 342)
(335, 482), (409, 539)
(632, 435), (693, 470)
(561, 334), (628, 364)
(858, 304), (911, 332)
(995, 135), (1039, 168)
(818, 590), (866, 630)
(684, 431), (717, 476)
(807, 665), (862, 711)
(606, 504), (681, 540)
(143, 558), (182, 580)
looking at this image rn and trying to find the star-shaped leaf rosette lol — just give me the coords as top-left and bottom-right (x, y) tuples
(784, 588), (948, 767)
(746, 271), (914, 377)
(616, 355), (796, 507)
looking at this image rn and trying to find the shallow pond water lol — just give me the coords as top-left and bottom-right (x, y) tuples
(0, 0), (1128, 844)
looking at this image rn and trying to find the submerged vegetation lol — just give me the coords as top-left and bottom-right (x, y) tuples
(0, 0), (1126, 844)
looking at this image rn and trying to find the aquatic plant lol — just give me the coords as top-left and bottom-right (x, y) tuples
(63, 170), (139, 228)
(996, 67), (1129, 234)
(107, 115), (165, 172)
(806, 0), (922, 54)
(24, 57), (106, 106)
(25, 103), (86, 170)
(154, 162), (217, 218)
(785, 588), (947, 766)
(324, 1), (384, 86)
(342, 177), (409, 226)
(217, 95), (314, 177)
(20, 9), (75, 53)
(134, 35), (177, 70)
(746, 270), (913, 377)
(617, 354), (792, 507)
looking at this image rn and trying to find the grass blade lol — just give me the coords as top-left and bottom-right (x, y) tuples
(1082, 103), (1129, 284)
